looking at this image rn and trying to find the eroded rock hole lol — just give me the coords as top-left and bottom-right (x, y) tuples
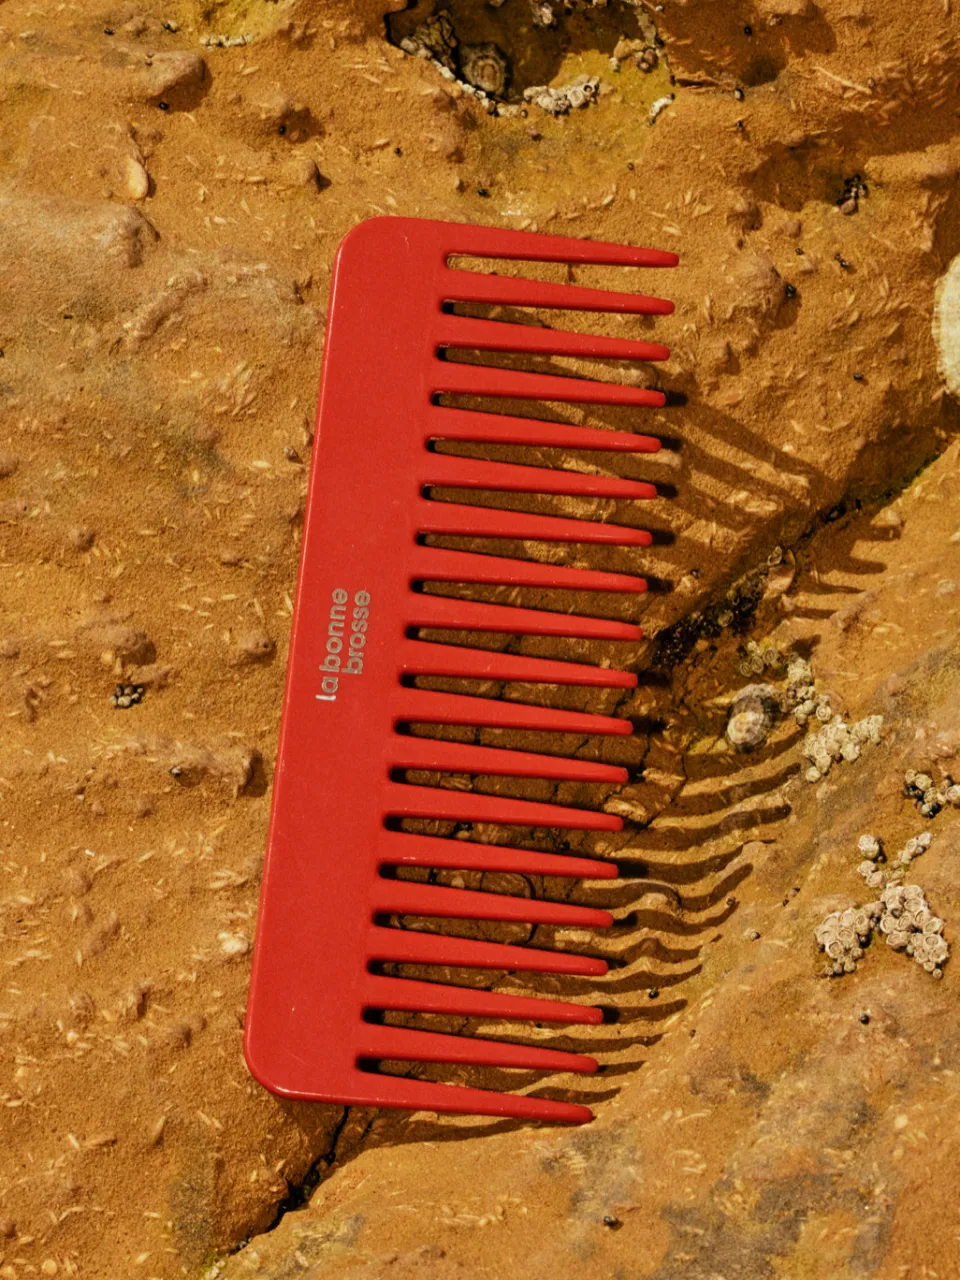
(386, 0), (672, 117)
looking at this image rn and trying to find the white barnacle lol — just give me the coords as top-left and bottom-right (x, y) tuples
(858, 834), (881, 859)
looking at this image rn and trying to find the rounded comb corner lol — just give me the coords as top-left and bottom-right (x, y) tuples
(243, 1022), (300, 1101)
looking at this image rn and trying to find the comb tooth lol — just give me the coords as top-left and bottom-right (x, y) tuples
(408, 593), (643, 641)
(392, 736), (628, 784)
(425, 405), (662, 453)
(349, 1071), (593, 1123)
(424, 452), (656, 499)
(370, 923), (609, 973)
(356, 1022), (598, 1074)
(379, 831), (619, 880)
(440, 314), (670, 363)
(447, 268), (674, 315)
(395, 688), (631, 737)
(417, 499), (653, 547)
(413, 547), (646, 596)
(365, 974), (604, 1025)
(444, 224), (679, 268)
(434, 360), (666, 407)
(399, 638), (637, 689)
(371, 879), (613, 928)
(384, 783), (624, 831)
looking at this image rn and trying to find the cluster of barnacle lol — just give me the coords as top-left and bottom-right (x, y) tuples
(522, 74), (602, 114)
(903, 768), (960, 818)
(817, 889), (949, 979)
(722, 650), (883, 776)
(878, 882), (948, 977)
(737, 639), (784, 678)
(782, 657), (883, 780)
(817, 828), (949, 979)
(609, 36), (658, 73)
(784, 656), (831, 727)
(801, 714), (883, 783)
(816, 904), (877, 976)
(856, 831), (932, 889)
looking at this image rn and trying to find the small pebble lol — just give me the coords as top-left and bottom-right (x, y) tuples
(121, 156), (149, 201)
(135, 794), (155, 818)
(110, 683), (145, 709)
(0, 1218), (15, 1238)
(219, 932), (250, 957)
(68, 526), (96, 551)
(283, 156), (322, 189)
(0, 454), (18, 478)
(235, 630), (275, 663)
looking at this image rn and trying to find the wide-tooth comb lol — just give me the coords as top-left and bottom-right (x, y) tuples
(245, 218), (677, 1125)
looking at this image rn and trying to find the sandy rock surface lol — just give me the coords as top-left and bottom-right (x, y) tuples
(0, 0), (958, 1276)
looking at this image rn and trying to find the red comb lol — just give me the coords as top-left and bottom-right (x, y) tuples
(244, 218), (677, 1125)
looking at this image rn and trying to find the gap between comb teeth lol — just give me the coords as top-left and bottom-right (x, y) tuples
(377, 830), (619, 880)
(367, 924), (608, 975)
(383, 783), (624, 830)
(437, 314), (670, 363)
(347, 1069), (594, 1123)
(355, 1023), (598, 1075)
(398, 638), (637, 689)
